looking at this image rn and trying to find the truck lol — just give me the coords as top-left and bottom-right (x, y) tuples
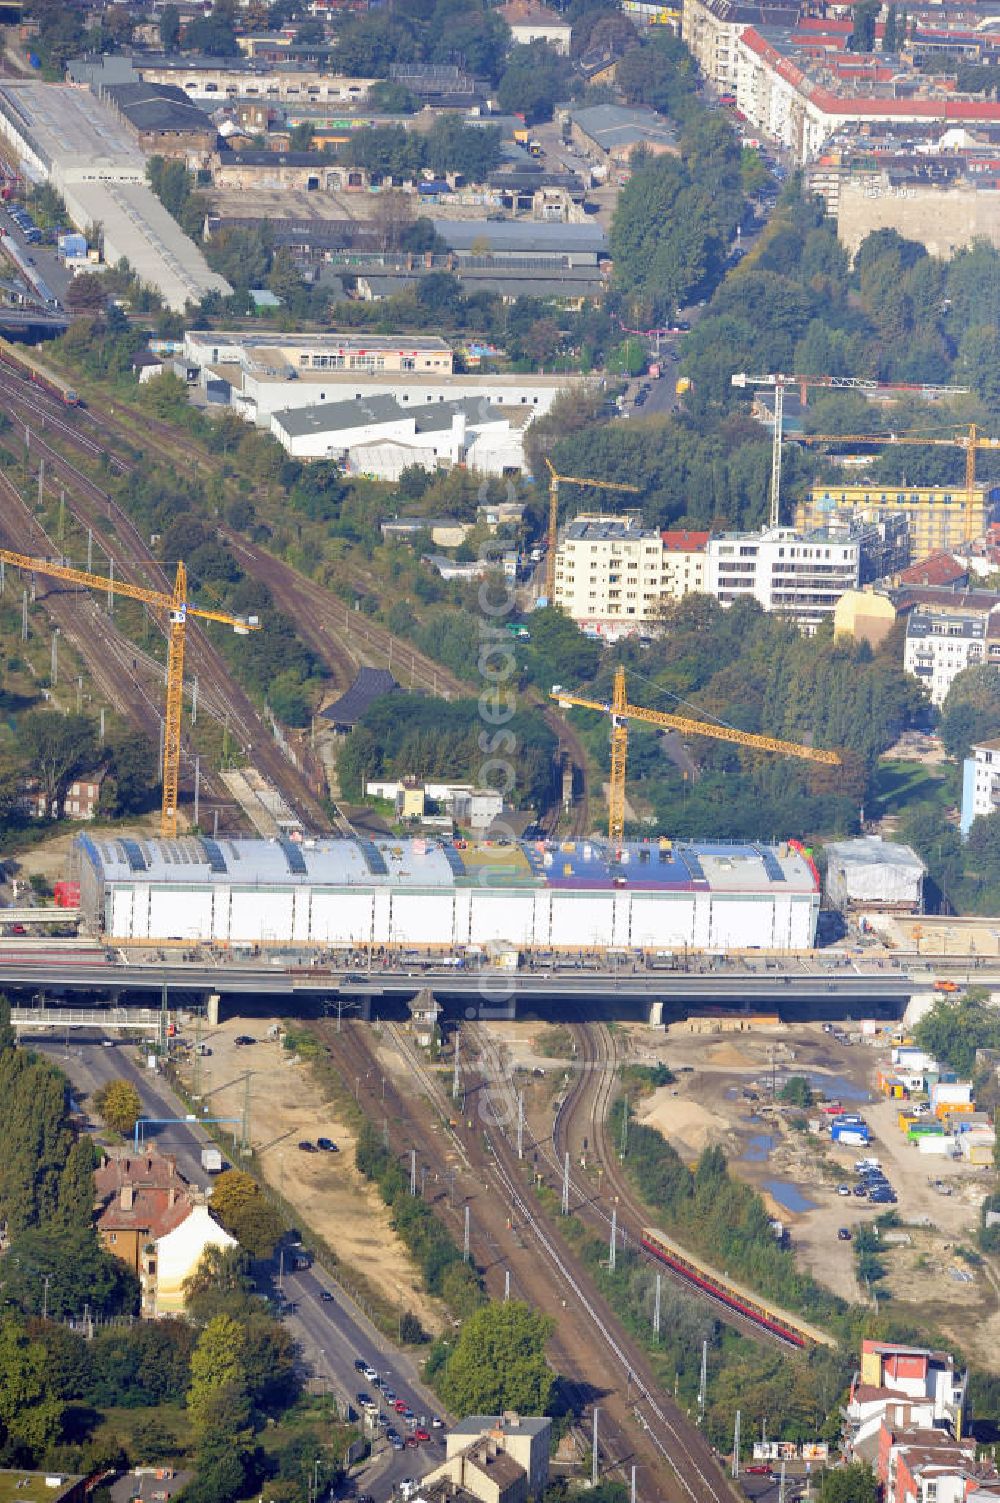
(201, 1145), (223, 1174)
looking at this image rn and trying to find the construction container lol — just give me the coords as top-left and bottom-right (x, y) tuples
(832, 1120), (870, 1145)
(918, 1134), (955, 1156)
(936, 1100), (974, 1121)
(961, 1135), (996, 1164)
(898, 1110), (918, 1133)
(931, 1081), (974, 1111)
(907, 1122), (944, 1140)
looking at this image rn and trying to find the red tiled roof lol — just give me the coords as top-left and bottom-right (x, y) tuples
(896, 552), (968, 588)
(98, 1186), (193, 1241)
(661, 529), (709, 552)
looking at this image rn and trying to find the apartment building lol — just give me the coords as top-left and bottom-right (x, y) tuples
(960, 736), (1000, 836)
(797, 484), (993, 557)
(903, 608), (987, 705)
(553, 514), (668, 638)
(706, 526), (859, 631)
(681, 0), (797, 94)
(661, 530), (709, 598)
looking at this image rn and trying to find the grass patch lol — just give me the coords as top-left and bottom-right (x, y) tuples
(536, 1026), (575, 1059)
(873, 759), (947, 817)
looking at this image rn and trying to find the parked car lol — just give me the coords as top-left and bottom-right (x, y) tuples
(837, 1184), (851, 1196)
(234, 1035), (256, 1045)
(298, 1140), (317, 1152)
(837, 1227), (852, 1241)
(320, 1291), (334, 1303)
(414, 1429), (431, 1443)
(354, 1358), (368, 1373)
(317, 1137), (339, 1152)
(745, 1465), (772, 1476)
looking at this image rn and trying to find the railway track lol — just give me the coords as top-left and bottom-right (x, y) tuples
(0, 349), (594, 831)
(0, 379), (329, 830)
(475, 1020), (801, 1351)
(344, 1016), (741, 1503)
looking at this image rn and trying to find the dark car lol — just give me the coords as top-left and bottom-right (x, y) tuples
(354, 1359), (368, 1373)
(320, 1291), (334, 1303)
(317, 1137), (339, 1152)
(234, 1035), (256, 1046)
(357, 1393), (372, 1408)
(298, 1140), (318, 1152)
(837, 1228), (852, 1241)
(852, 1184), (867, 1197)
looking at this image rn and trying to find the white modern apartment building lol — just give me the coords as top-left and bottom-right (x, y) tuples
(961, 736), (1000, 837)
(706, 526), (860, 631)
(904, 608), (987, 706)
(553, 515), (665, 637)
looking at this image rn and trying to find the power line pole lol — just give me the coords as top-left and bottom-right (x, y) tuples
(192, 1012), (203, 1099)
(240, 1070), (251, 1153)
(50, 628), (58, 687)
(561, 1151), (570, 1215)
(21, 588), (27, 641)
(160, 976), (169, 1056)
(463, 1204), (470, 1264)
(452, 1030), (460, 1101)
(609, 1205), (617, 1272)
(591, 1410), (599, 1487)
(192, 675), (198, 725)
(87, 527), (92, 573)
(779, 1461), (786, 1503)
(410, 1148), (417, 1196)
(194, 756), (201, 828)
(653, 1272), (661, 1339)
(620, 1096), (629, 1157)
(516, 1091), (524, 1160)
(504, 1269), (510, 1301)
(698, 1339), (708, 1425)
(630, 1466), (636, 1503)
(37, 457), (44, 510)
(732, 1410), (741, 1480)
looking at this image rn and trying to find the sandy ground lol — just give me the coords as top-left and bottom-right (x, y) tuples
(489, 1015), (1000, 1355)
(178, 1016), (443, 1333)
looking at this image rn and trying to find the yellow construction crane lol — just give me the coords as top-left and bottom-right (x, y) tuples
(553, 666), (840, 845)
(543, 458), (641, 603)
(799, 423), (1000, 532)
(0, 549), (260, 838)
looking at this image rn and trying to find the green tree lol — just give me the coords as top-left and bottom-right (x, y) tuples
(848, 0), (877, 51)
(288, 122), (315, 152)
(779, 1075), (813, 1108)
(207, 1170), (285, 1258)
(939, 665), (1000, 762)
(159, 3), (180, 48)
(0, 993), (14, 1053)
(0, 1317), (64, 1456)
(883, 4), (898, 50)
(55, 1137), (98, 1232)
(914, 987), (1000, 1077)
(438, 1301), (554, 1414)
(3, 1226), (139, 1321)
(93, 1078), (142, 1135)
(497, 42), (573, 123)
(187, 1314), (247, 1436)
(19, 709), (98, 815)
(818, 1463), (878, 1503)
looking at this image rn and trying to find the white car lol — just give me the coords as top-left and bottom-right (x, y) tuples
(399, 1481), (417, 1500)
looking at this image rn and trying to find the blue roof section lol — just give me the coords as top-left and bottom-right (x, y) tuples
(77, 836), (818, 895)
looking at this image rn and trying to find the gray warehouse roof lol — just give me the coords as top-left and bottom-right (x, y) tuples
(825, 837), (926, 873)
(272, 394), (502, 439)
(103, 81), (215, 135)
(570, 103), (678, 154)
(449, 1417), (552, 1437)
(435, 219), (606, 257)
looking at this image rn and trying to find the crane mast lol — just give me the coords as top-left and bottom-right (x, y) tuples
(0, 548), (260, 837)
(554, 666), (840, 845)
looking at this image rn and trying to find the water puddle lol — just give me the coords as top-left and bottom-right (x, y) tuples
(743, 1133), (776, 1162)
(762, 1178), (817, 1214)
(805, 1073), (872, 1103)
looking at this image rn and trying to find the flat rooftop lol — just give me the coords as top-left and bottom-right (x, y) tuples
(825, 837), (925, 872)
(0, 1477), (83, 1503)
(187, 330), (452, 358)
(564, 516), (652, 542)
(220, 366), (590, 394)
(79, 836), (819, 896)
(0, 81), (144, 179)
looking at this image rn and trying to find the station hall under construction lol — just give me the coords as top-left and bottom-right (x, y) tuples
(78, 835), (821, 952)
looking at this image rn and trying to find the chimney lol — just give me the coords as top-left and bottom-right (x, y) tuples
(120, 1184), (134, 1211)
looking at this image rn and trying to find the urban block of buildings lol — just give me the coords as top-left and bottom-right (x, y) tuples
(846, 1338), (970, 1459)
(412, 1414), (552, 1503)
(683, 0), (1000, 168)
(552, 517), (909, 637)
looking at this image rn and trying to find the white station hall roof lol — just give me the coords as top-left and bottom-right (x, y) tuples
(78, 834), (820, 896)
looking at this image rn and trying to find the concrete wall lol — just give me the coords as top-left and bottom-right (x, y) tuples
(837, 179), (1000, 258)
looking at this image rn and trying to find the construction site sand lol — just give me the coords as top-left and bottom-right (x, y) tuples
(197, 1019), (442, 1332)
(638, 1087), (732, 1155)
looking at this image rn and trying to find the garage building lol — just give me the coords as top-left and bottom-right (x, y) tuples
(78, 834), (820, 951)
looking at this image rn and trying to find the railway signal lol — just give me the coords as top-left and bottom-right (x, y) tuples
(0, 548), (260, 837)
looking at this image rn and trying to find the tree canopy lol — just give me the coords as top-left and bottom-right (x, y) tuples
(436, 1301), (555, 1415)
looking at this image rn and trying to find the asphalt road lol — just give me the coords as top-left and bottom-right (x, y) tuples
(35, 1033), (443, 1503)
(1, 953), (925, 1006)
